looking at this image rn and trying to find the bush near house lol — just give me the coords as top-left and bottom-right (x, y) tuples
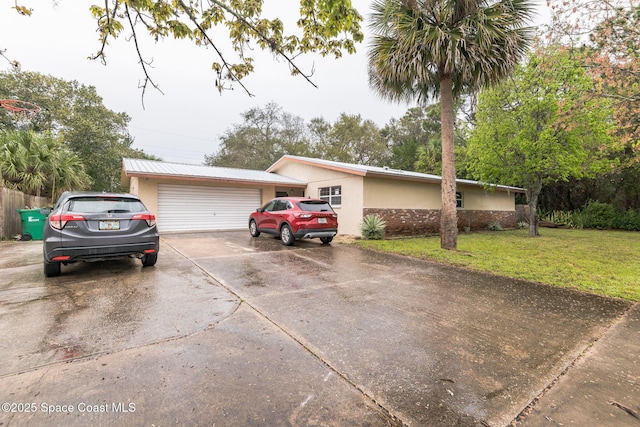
(360, 214), (387, 240)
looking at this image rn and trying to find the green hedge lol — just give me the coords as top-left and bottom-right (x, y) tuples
(574, 201), (640, 231)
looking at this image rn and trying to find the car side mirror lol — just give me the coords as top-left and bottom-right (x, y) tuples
(256, 208), (264, 212)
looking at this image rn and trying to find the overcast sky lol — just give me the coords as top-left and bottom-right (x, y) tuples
(1, 1), (548, 165)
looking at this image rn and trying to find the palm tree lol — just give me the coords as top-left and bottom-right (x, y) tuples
(0, 130), (91, 198)
(368, 0), (534, 249)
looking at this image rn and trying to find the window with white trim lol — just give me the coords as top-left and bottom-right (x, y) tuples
(456, 191), (464, 209)
(319, 186), (342, 207)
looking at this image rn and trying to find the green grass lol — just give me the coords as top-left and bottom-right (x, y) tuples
(354, 229), (640, 301)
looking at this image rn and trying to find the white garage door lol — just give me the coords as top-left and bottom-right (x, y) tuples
(157, 184), (261, 232)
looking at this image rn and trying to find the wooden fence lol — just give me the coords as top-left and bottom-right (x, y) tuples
(0, 187), (50, 240)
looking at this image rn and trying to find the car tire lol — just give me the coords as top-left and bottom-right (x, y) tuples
(44, 260), (61, 277)
(249, 220), (260, 237)
(280, 224), (295, 246)
(141, 252), (158, 267)
(320, 236), (333, 244)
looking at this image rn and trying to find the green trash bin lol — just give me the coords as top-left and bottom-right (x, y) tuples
(17, 208), (49, 241)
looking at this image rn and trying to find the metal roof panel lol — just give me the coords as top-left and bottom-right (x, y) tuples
(122, 158), (306, 186)
(268, 155), (525, 192)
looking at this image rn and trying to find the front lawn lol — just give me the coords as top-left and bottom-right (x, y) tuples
(354, 229), (640, 302)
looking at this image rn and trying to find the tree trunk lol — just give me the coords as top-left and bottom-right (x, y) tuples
(526, 182), (542, 237)
(439, 75), (458, 250)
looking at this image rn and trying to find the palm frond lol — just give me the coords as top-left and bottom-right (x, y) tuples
(368, 0), (536, 102)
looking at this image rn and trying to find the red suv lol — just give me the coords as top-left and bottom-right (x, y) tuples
(249, 197), (338, 245)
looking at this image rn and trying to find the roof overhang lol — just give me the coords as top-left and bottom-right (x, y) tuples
(122, 171), (308, 188)
(121, 158), (307, 189)
(268, 156), (367, 177)
(268, 155), (526, 194)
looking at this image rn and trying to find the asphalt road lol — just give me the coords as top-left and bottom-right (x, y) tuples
(0, 231), (638, 426)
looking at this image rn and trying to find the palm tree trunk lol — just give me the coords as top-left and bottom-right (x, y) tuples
(439, 74), (458, 250)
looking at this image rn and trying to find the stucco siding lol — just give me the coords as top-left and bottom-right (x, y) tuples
(459, 185), (515, 211)
(363, 178), (516, 212)
(132, 177), (159, 215)
(272, 162), (353, 184)
(363, 177), (441, 209)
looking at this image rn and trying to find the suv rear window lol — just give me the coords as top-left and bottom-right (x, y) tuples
(297, 201), (334, 212)
(66, 197), (146, 214)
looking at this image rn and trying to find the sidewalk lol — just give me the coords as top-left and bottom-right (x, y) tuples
(518, 304), (640, 426)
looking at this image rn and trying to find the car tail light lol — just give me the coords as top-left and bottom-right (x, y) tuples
(132, 213), (157, 227)
(49, 214), (85, 230)
(294, 213), (313, 219)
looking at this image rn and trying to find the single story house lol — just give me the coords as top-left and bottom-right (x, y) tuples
(122, 156), (525, 236)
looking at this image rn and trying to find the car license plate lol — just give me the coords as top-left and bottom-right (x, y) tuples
(99, 220), (120, 230)
(318, 217), (327, 224)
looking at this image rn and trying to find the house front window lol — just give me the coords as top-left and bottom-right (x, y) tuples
(319, 186), (342, 207)
(456, 191), (464, 209)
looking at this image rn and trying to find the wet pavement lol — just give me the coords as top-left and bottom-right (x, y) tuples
(0, 231), (638, 426)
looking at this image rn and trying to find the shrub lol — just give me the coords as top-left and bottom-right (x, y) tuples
(539, 202), (639, 231)
(517, 221), (528, 230)
(486, 221), (504, 231)
(581, 201), (615, 230)
(611, 208), (640, 231)
(360, 214), (387, 240)
(540, 210), (576, 228)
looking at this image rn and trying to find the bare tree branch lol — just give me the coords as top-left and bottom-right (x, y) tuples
(123, 3), (164, 108)
(175, 0), (255, 96)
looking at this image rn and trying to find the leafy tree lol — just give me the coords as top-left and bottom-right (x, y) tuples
(10, 1), (363, 97)
(307, 117), (333, 158)
(0, 130), (91, 198)
(316, 113), (389, 166)
(0, 71), (157, 191)
(545, 0), (639, 159)
(206, 104), (392, 169)
(368, 0), (535, 250)
(205, 102), (312, 169)
(466, 48), (615, 236)
(532, 1), (640, 213)
(382, 104), (470, 175)
(383, 106), (439, 171)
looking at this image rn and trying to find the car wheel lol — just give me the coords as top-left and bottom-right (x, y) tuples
(141, 252), (158, 267)
(280, 224), (295, 246)
(44, 260), (61, 277)
(249, 220), (260, 237)
(320, 236), (333, 244)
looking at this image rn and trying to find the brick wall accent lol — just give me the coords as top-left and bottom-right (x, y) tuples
(363, 208), (518, 237)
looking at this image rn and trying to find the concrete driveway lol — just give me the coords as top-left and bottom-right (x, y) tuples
(0, 231), (638, 426)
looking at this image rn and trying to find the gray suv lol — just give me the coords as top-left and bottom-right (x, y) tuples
(43, 192), (160, 277)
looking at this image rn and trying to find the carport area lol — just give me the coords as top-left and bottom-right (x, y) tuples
(1, 232), (638, 426)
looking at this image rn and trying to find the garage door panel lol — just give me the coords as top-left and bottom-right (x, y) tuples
(158, 184), (261, 232)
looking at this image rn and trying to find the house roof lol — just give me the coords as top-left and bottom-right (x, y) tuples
(268, 155), (526, 193)
(121, 158), (306, 187)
